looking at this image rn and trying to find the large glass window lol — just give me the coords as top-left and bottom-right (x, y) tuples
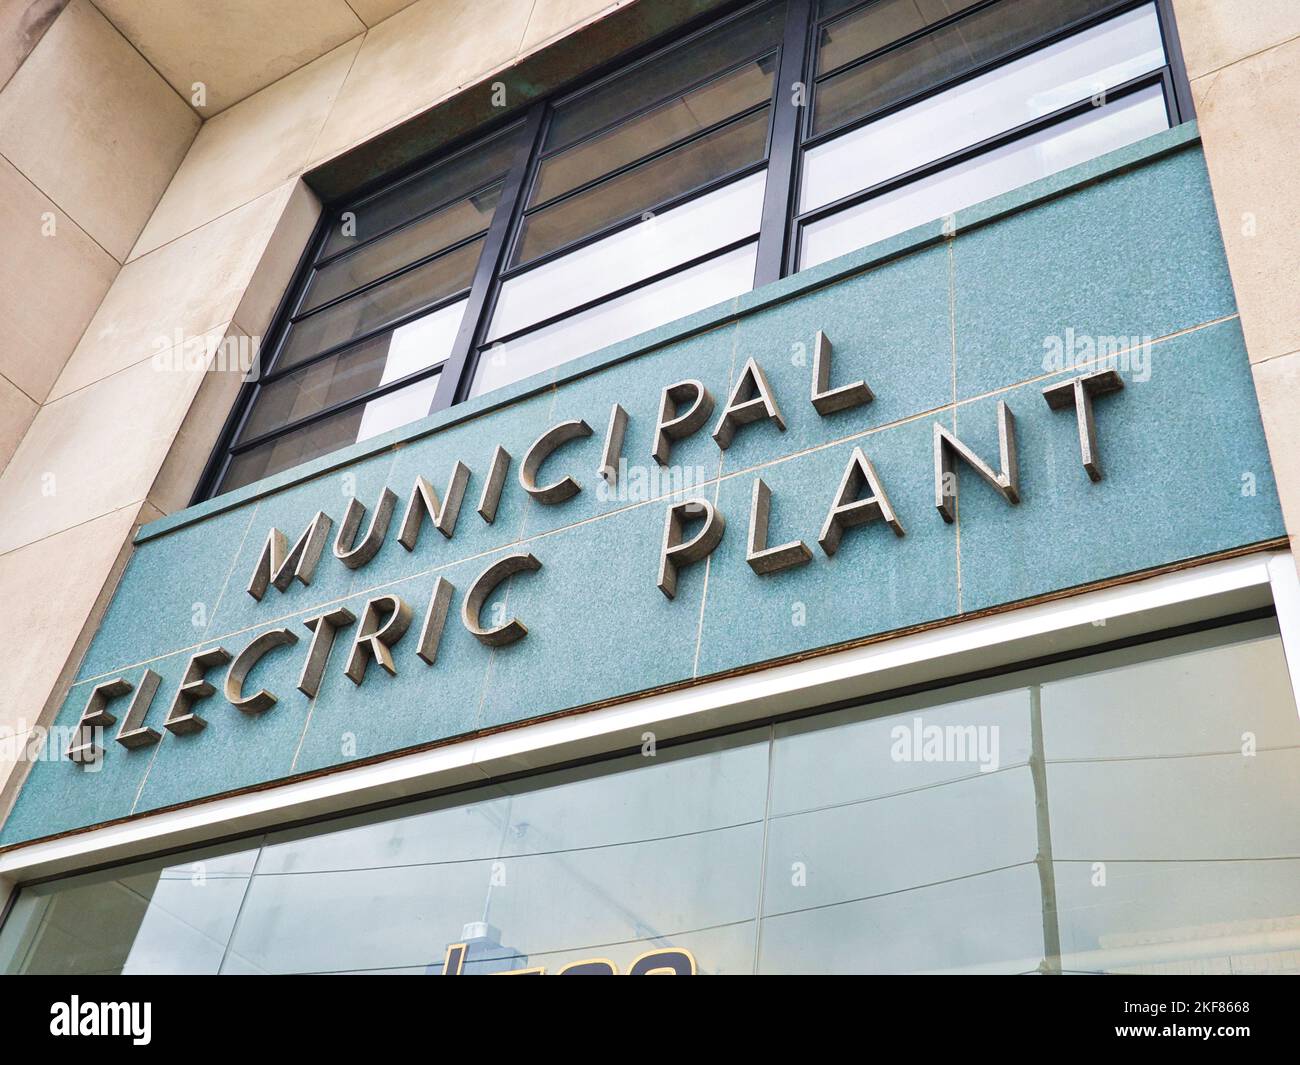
(5, 618), (1295, 975)
(200, 0), (1189, 499)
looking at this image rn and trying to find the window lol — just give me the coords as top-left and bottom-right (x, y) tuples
(3, 617), (1294, 974)
(199, 0), (1190, 499)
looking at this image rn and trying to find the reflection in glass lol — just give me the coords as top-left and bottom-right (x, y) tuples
(493, 173), (765, 340)
(220, 373), (441, 492)
(237, 299), (464, 443)
(760, 685), (1041, 973)
(514, 108), (769, 265)
(472, 244), (758, 398)
(531, 60), (774, 208)
(543, 0), (784, 152)
(319, 122), (520, 257)
(812, 0), (1135, 135)
(800, 86), (1168, 268)
(817, 0), (986, 75)
(0, 846), (258, 975)
(302, 184), (500, 312)
(275, 238), (481, 370)
(803, 4), (1165, 212)
(1042, 621), (1300, 974)
(220, 732), (768, 975)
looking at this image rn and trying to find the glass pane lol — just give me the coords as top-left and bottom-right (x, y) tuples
(0, 845), (258, 975)
(812, 0), (1130, 134)
(219, 375), (440, 492)
(1041, 620), (1300, 975)
(803, 4), (1165, 211)
(800, 86), (1168, 268)
(472, 243), (757, 398)
(531, 58), (775, 208)
(302, 182), (500, 312)
(275, 236), (482, 370)
(238, 299), (466, 443)
(493, 172), (765, 340)
(544, 0), (785, 152)
(220, 733), (767, 974)
(760, 685), (1043, 974)
(319, 122), (521, 257)
(818, 0), (986, 75)
(515, 108), (769, 265)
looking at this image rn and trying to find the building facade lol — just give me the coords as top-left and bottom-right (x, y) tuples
(0, 0), (1298, 975)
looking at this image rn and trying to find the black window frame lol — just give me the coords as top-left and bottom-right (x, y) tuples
(194, 0), (1193, 503)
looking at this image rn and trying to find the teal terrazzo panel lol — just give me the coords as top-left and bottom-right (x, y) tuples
(291, 558), (498, 773)
(76, 503), (259, 682)
(203, 448), (398, 639)
(476, 493), (710, 730)
(952, 147), (1236, 401)
(0, 658), (192, 844)
(695, 416), (959, 678)
(359, 389), (557, 592)
(129, 621), (318, 815)
(518, 325), (738, 539)
(721, 244), (953, 476)
(956, 319), (1283, 612)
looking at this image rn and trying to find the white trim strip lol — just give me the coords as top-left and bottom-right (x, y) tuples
(1267, 552), (1300, 714)
(0, 550), (1283, 884)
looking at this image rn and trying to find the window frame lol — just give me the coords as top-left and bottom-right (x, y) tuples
(192, 0), (1194, 504)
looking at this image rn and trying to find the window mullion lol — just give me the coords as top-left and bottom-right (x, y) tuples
(753, 0), (816, 288)
(430, 104), (548, 413)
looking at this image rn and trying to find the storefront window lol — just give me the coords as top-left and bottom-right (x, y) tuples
(199, 0), (1190, 500)
(9, 619), (1283, 975)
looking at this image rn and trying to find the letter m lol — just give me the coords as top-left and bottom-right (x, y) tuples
(246, 512), (333, 601)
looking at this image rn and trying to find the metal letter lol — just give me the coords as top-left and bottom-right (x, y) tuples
(747, 478), (811, 574)
(934, 402), (1020, 524)
(246, 512), (333, 600)
(462, 553), (542, 646)
(226, 628), (300, 713)
(520, 420), (593, 503)
(344, 595), (412, 685)
(811, 330), (873, 415)
(819, 447), (905, 556)
(712, 357), (786, 449)
(113, 669), (162, 749)
(1042, 369), (1124, 482)
(418, 577), (455, 665)
(334, 488), (397, 569)
(398, 463), (470, 549)
(658, 498), (725, 600)
(628, 948), (697, 975)
(652, 380), (714, 466)
(477, 446), (511, 524)
(163, 648), (230, 735)
(297, 607), (356, 698)
(67, 677), (131, 763)
(599, 403), (629, 485)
